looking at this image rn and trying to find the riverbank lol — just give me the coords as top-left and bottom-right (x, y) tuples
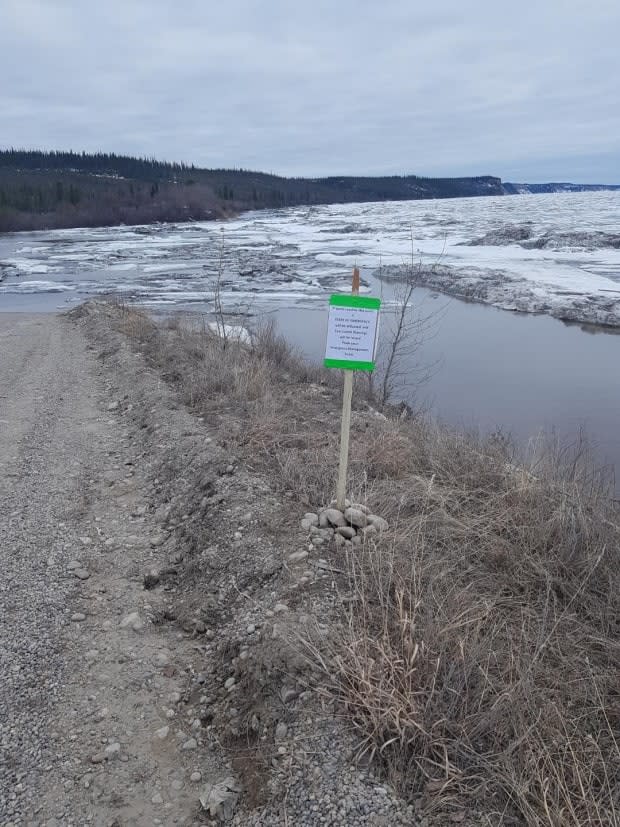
(2, 205), (620, 494)
(65, 301), (620, 823)
(378, 260), (620, 328)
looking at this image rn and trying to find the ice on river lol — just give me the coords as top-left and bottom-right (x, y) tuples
(1, 191), (619, 325)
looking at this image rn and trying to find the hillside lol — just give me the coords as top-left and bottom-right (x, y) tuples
(0, 149), (503, 232)
(3, 150), (617, 235)
(503, 181), (620, 194)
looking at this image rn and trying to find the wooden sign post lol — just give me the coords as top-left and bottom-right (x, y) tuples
(324, 268), (381, 511)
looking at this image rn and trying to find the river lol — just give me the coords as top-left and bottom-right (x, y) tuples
(1, 191), (618, 486)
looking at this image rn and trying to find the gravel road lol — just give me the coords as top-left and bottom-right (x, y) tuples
(0, 314), (106, 822)
(0, 313), (221, 826)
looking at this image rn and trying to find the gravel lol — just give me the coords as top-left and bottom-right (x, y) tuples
(0, 315), (109, 822)
(0, 312), (226, 826)
(231, 729), (418, 826)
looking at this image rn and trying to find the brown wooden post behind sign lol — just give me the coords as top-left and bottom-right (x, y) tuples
(335, 267), (360, 511)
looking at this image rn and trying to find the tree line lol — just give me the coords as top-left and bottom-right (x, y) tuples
(0, 149), (504, 232)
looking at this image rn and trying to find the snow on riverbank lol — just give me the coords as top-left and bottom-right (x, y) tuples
(1, 191), (619, 326)
(378, 260), (620, 327)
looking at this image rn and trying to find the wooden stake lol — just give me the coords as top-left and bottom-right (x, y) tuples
(335, 267), (360, 511)
(336, 370), (353, 511)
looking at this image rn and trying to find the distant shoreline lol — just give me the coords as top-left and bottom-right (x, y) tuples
(0, 149), (505, 234)
(3, 148), (619, 235)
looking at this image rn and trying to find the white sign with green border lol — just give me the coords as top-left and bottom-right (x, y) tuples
(324, 294), (381, 371)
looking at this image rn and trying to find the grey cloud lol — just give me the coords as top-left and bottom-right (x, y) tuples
(1, 0), (618, 181)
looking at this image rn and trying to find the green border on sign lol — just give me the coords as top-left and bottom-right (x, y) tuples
(324, 358), (375, 372)
(329, 294), (381, 309)
(324, 294), (380, 371)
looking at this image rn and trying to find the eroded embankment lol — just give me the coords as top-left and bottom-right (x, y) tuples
(68, 301), (620, 826)
(377, 262), (620, 328)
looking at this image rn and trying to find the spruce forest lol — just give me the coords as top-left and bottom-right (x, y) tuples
(0, 149), (504, 232)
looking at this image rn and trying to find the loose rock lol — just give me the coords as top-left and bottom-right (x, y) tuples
(73, 568), (90, 580)
(368, 514), (389, 532)
(301, 513), (319, 530)
(119, 611), (144, 631)
(288, 550), (309, 564)
(149, 533), (166, 548)
(90, 752), (107, 764)
(323, 508), (347, 528)
(152, 649), (171, 667)
(344, 507), (369, 527)
(349, 503), (371, 514)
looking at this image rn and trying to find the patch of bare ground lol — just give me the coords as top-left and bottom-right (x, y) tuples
(72, 300), (619, 826)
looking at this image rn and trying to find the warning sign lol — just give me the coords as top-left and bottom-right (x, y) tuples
(324, 294), (381, 371)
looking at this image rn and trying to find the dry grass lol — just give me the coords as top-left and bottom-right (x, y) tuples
(104, 301), (349, 502)
(304, 424), (620, 825)
(100, 301), (620, 825)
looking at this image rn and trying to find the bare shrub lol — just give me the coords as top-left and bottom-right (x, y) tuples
(371, 244), (446, 409)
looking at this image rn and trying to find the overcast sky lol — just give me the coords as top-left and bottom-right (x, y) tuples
(2, 0), (619, 182)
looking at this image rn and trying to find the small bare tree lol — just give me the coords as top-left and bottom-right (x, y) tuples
(370, 238), (447, 410)
(204, 228), (253, 350)
(211, 228), (228, 348)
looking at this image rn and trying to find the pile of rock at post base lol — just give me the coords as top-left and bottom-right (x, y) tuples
(301, 501), (389, 548)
